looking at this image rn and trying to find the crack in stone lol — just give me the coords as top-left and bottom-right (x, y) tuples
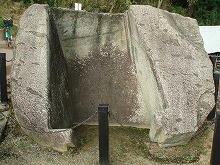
(26, 87), (43, 98)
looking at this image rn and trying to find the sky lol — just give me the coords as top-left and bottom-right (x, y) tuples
(199, 26), (220, 54)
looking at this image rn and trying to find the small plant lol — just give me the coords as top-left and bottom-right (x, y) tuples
(197, 146), (208, 155)
(185, 155), (194, 163)
(67, 147), (77, 154)
(22, 0), (34, 5)
(17, 138), (33, 149)
(18, 141), (27, 149)
(77, 136), (87, 147)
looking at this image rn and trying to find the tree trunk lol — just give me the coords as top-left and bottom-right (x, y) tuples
(108, 0), (116, 13)
(157, 0), (163, 8)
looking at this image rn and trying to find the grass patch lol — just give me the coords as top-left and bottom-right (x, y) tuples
(146, 127), (212, 164)
(73, 125), (213, 164)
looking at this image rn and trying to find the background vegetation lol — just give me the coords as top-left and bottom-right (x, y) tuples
(0, 0), (220, 26)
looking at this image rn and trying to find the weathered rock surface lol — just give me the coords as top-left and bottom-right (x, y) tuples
(52, 8), (141, 127)
(0, 112), (7, 141)
(11, 5), (75, 151)
(11, 4), (214, 150)
(127, 5), (215, 146)
(0, 105), (10, 141)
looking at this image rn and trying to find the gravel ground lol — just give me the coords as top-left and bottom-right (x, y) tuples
(0, 110), (214, 165)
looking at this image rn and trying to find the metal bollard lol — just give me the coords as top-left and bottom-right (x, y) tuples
(0, 53), (7, 103)
(210, 110), (220, 165)
(207, 72), (220, 120)
(210, 72), (220, 165)
(98, 104), (109, 165)
(209, 56), (218, 72)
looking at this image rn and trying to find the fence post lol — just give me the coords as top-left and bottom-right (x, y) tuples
(98, 104), (109, 165)
(207, 57), (219, 121)
(210, 72), (220, 165)
(209, 56), (217, 72)
(0, 53), (7, 103)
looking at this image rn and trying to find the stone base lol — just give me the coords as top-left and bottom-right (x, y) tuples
(23, 128), (76, 152)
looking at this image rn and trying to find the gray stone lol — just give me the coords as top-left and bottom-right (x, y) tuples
(11, 4), (75, 152)
(11, 4), (214, 150)
(52, 8), (142, 127)
(126, 5), (214, 146)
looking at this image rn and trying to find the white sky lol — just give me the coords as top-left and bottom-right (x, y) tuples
(199, 26), (220, 54)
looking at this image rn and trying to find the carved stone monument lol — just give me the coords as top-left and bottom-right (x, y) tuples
(11, 4), (214, 151)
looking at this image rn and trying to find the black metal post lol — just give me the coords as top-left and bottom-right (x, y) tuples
(210, 110), (220, 165)
(0, 53), (7, 103)
(207, 56), (219, 121)
(98, 104), (109, 165)
(209, 56), (218, 72)
(210, 72), (220, 165)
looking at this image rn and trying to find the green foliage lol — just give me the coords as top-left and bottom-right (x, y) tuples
(0, 17), (18, 36)
(115, 0), (132, 12)
(6, 0), (220, 25)
(191, 0), (220, 25)
(168, 0), (220, 25)
(67, 147), (77, 154)
(19, 0), (132, 13)
(76, 0), (132, 13)
(168, 6), (187, 16)
(11, 25), (18, 37)
(187, 0), (198, 6)
(22, 0), (34, 5)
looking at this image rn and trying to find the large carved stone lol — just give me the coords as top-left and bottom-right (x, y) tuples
(11, 5), (75, 151)
(127, 6), (215, 146)
(11, 4), (214, 150)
